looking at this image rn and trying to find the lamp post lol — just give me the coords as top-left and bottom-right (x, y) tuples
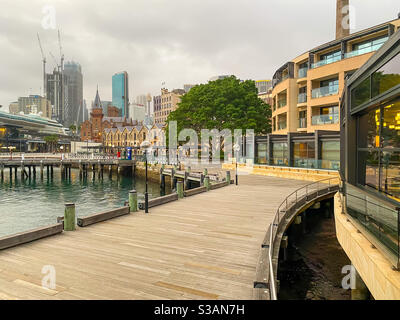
(233, 143), (240, 186)
(140, 140), (151, 213)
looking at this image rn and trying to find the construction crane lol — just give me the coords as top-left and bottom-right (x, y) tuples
(37, 33), (46, 97)
(58, 29), (64, 72)
(49, 51), (60, 71)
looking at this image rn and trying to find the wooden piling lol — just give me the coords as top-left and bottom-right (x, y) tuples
(177, 181), (184, 199)
(204, 176), (210, 191)
(20, 162), (24, 180)
(64, 203), (76, 231)
(129, 190), (138, 212)
(226, 171), (231, 185)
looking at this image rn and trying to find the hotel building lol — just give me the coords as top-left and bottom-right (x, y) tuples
(154, 88), (185, 125)
(258, 1), (400, 169)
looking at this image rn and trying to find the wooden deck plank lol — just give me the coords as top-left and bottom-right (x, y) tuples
(0, 175), (306, 300)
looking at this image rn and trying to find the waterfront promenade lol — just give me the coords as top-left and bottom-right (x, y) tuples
(0, 174), (306, 300)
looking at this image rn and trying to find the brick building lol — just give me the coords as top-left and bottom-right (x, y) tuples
(81, 88), (135, 142)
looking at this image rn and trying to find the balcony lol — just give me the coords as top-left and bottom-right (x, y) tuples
(298, 93), (307, 104)
(311, 85), (339, 99)
(311, 56), (342, 69)
(311, 113), (339, 125)
(298, 118), (307, 128)
(277, 99), (287, 108)
(298, 67), (308, 78)
(344, 42), (385, 59)
(278, 122), (287, 130)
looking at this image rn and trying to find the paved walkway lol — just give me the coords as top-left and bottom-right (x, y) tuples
(0, 175), (307, 300)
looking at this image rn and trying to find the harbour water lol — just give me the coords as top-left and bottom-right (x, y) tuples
(0, 168), (171, 237)
(278, 208), (351, 300)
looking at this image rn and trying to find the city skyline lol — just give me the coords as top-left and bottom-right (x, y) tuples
(0, 0), (398, 110)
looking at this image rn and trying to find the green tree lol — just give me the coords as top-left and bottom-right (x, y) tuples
(69, 124), (77, 135)
(166, 76), (271, 141)
(44, 135), (59, 152)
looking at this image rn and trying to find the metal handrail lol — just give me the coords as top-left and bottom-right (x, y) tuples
(267, 176), (339, 300)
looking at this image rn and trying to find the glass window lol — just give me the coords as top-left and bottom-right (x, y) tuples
(382, 101), (400, 148)
(357, 99), (400, 201)
(320, 50), (341, 64)
(321, 141), (340, 169)
(256, 143), (268, 164)
(299, 110), (307, 128)
(372, 52), (400, 98)
(293, 142), (315, 168)
(320, 78), (339, 89)
(352, 36), (388, 52)
(277, 114), (287, 130)
(320, 105), (339, 115)
(351, 76), (371, 109)
(272, 142), (288, 166)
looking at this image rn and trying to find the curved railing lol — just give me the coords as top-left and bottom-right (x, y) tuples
(267, 176), (340, 300)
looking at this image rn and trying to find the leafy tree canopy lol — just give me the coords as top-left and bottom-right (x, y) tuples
(166, 76), (271, 138)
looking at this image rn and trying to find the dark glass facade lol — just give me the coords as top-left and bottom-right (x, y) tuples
(255, 131), (340, 170)
(342, 29), (400, 268)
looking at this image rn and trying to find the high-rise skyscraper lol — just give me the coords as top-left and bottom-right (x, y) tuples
(63, 61), (83, 127)
(82, 100), (89, 122)
(46, 69), (68, 124)
(112, 71), (129, 118)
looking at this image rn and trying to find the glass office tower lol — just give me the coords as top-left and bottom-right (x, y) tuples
(341, 28), (400, 268)
(112, 72), (129, 117)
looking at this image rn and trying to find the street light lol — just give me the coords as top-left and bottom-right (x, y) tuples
(140, 140), (151, 213)
(233, 143), (240, 186)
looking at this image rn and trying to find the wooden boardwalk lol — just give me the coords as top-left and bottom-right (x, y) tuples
(0, 175), (306, 300)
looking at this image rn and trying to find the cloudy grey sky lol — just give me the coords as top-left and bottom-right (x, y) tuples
(0, 0), (398, 110)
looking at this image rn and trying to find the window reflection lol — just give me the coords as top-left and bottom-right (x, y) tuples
(272, 142), (288, 166)
(372, 52), (400, 97)
(294, 142), (315, 168)
(358, 100), (400, 201)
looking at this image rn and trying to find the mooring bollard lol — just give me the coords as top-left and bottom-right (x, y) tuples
(64, 203), (76, 231)
(204, 176), (210, 191)
(177, 181), (184, 199)
(226, 171), (231, 185)
(129, 190), (138, 212)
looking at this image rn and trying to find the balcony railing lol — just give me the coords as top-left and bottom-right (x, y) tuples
(277, 122), (287, 130)
(277, 99), (287, 108)
(298, 67), (308, 78)
(298, 118), (307, 128)
(344, 42), (385, 59)
(344, 182), (400, 269)
(298, 93), (307, 104)
(311, 113), (339, 125)
(311, 56), (342, 69)
(311, 85), (339, 98)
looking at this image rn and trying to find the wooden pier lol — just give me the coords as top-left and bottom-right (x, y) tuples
(0, 174), (307, 300)
(0, 159), (224, 187)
